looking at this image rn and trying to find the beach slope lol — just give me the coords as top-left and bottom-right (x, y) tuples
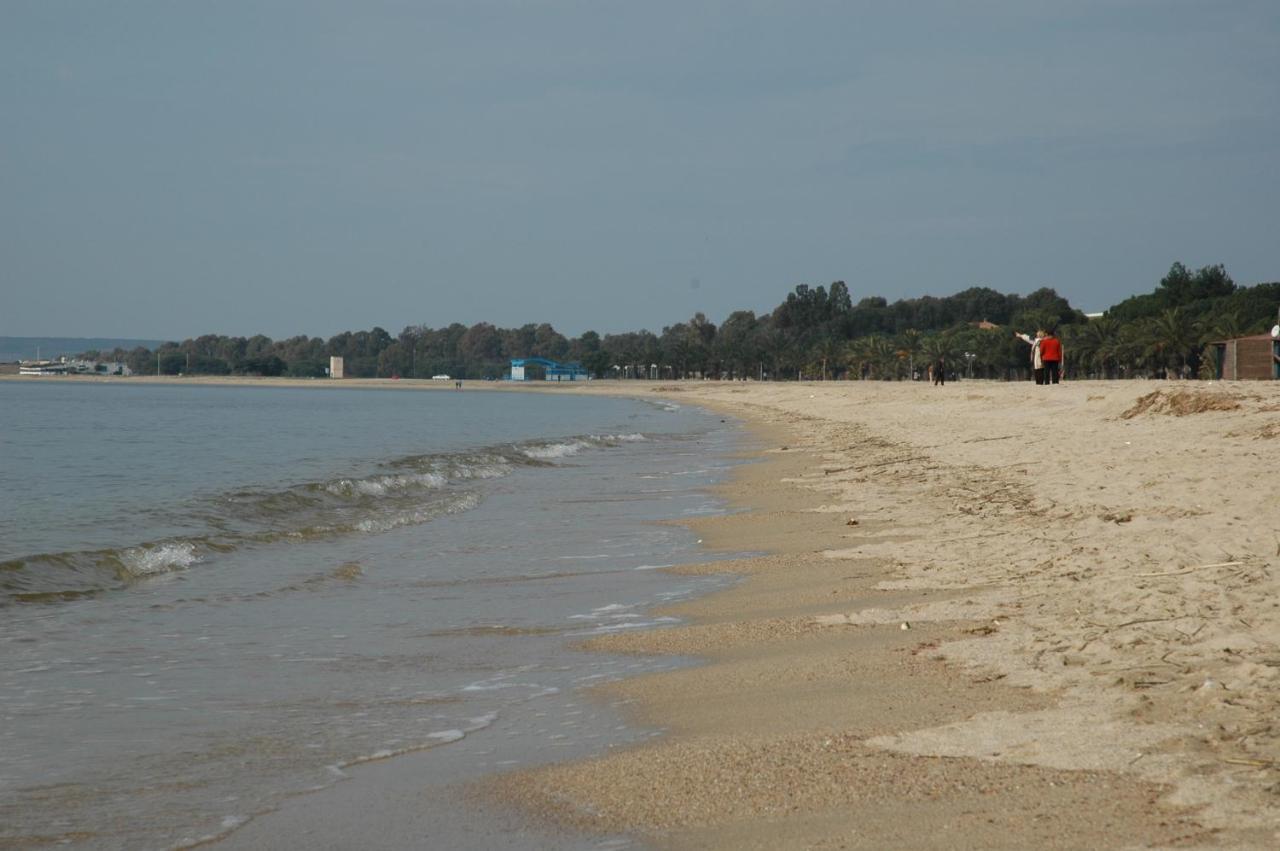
(492, 379), (1280, 849)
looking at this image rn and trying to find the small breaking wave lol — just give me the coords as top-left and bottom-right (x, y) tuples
(322, 471), (447, 498)
(519, 432), (647, 460)
(352, 492), (482, 533)
(0, 538), (225, 603)
(119, 542), (201, 577)
(333, 711), (499, 771)
(1, 431), (651, 606)
(521, 439), (594, 460)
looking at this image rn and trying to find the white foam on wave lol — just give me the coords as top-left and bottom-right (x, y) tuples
(337, 711), (498, 771)
(521, 433), (645, 462)
(571, 618), (676, 635)
(353, 492), (482, 533)
(521, 440), (592, 460)
(569, 602), (656, 629)
(326, 472), (448, 498)
(119, 542), (200, 577)
(593, 432), (646, 443)
(447, 458), (511, 480)
(173, 814), (253, 850)
(461, 680), (559, 696)
(427, 729), (465, 743)
(468, 711), (500, 728)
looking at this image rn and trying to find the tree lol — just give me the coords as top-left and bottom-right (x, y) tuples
(921, 333), (956, 368)
(1064, 316), (1119, 378)
(233, 355), (286, 376)
(377, 342), (411, 378)
(1146, 307), (1200, 377)
(1157, 262), (1195, 306)
(950, 287), (1016, 325)
(1202, 309), (1248, 343)
(532, 324), (569, 360)
(810, 335), (843, 380)
(459, 323), (502, 364)
(1017, 287), (1079, 328)
(895, 329), (924, 379)
(715, 311), (760, 379)
(1189, 264), (1235, 301)
(848, 335), (895, 380)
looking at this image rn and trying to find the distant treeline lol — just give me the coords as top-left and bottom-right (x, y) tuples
(82, 263), (1278, 381)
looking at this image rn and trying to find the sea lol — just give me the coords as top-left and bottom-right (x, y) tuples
(0, 380), (742, 850)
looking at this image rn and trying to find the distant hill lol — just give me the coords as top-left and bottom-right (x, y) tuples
(0, 336), (166, 362)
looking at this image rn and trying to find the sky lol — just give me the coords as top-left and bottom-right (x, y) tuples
(3, 1), (1278, 341)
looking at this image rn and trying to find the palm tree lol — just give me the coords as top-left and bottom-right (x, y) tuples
(1203, 308), (1247, 344)
(848, 335), (897, 380)
(845, 337), (875, 380)
(1112, 320), (1149, 377)
(972, 327), (1008, 378)
(810, 335), (843, 380)
(1065, 315), (1119, 379)
(895, 329), (924, 380)
(920, 333), (952, 368)
(1147, 307), (1201, 377)
(844, 338), (866, 380)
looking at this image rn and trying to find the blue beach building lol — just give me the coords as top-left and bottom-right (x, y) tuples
(509, 357), (589, 382)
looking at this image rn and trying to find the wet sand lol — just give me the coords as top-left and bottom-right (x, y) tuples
(484, 379), (1280, 849)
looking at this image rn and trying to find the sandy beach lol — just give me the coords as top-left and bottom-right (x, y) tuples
(10, 374), (1280, 848)
(475, 378), (1280, 849)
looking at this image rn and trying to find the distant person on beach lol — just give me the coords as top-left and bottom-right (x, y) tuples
(1015, 329), (1045, 384)
(932, 356), (945, 386)
(1040, 329), (1063, 384)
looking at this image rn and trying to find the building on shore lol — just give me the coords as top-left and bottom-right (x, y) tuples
(1208, 333), (1280, 380)
(16, 357), (130, 376)
(329, 356), (344, 379)
(509, 357), (588, 381)
(18, 360), (69, 376)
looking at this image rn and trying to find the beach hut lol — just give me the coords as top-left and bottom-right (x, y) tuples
(1208, 333), (1280, 380)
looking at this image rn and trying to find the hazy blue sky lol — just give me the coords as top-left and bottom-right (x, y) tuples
(3, 1), (1278, 340)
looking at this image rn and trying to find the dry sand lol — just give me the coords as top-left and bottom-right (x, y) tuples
(481, 379), (1280, 849)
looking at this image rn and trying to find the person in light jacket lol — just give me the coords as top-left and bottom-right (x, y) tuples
(1015, 329), (1045, 384)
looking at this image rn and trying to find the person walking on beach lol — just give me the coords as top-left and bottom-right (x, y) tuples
(1015, 329), (1045, 384)
(1039, 329), (1063, 384)
(932, 355), (945, 386)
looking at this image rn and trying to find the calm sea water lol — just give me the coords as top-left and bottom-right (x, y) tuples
(0, 381), (740, 849)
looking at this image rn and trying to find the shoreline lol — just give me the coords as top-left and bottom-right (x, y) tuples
(12, 376), (1280, 847)
(484, 380), (1280, 849)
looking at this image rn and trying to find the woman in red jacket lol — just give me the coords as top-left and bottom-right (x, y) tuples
(1039, 329), (1063, 384)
